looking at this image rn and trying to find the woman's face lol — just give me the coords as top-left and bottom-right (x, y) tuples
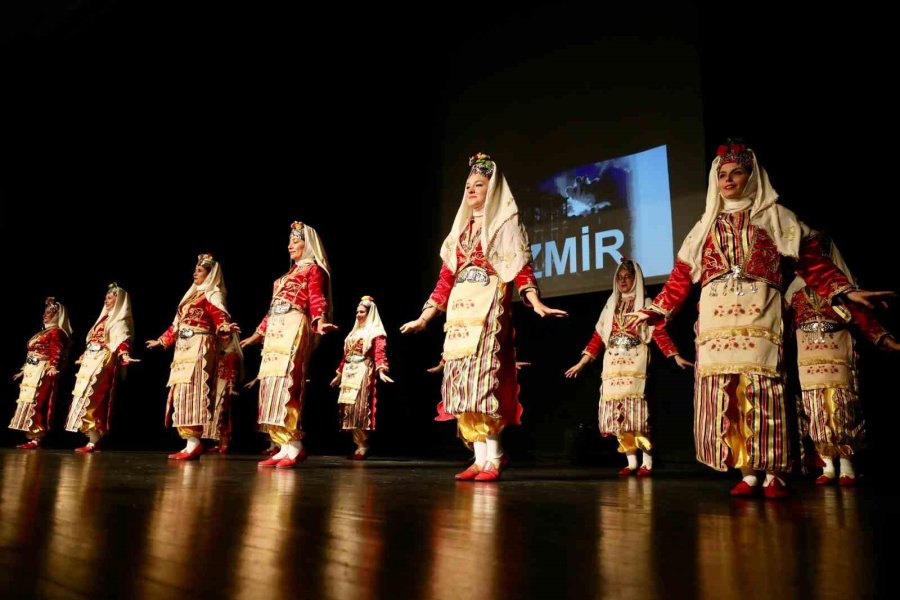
(104, 290), (117, 311)
(288, 236), (306, 262)
(193, 265), (209, 285)
(717, 162), (750, 200)
(43, 305), (57, 324)
(465, 174), (490, 211)
(616, 268), (635, 293)
(356, 304), (369, 323)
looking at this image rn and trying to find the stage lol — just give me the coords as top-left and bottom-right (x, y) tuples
(0, 449), (892, 599)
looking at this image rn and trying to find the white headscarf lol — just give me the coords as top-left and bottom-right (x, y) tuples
(343, 296), (387, 356)
(291, 222), (334, 323)
(677, 149), (806, 283)
(88, 284), (134, 352)
(440, 155), (532, 283)
(785, 237), (857, 305)
(594, 260), (652, 344)
(173, 255), (229, 327)
(43, 297), (73, 337)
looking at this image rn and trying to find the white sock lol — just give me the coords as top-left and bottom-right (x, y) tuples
(185, 436), (201, 453)
(626, 452), (638, 470)
(764, 472), (784, 487)
(473, 441), (488, 467)
(740, 467), (758, 487)
(641, 452), (653, 470)
(839, 457), (856, 479)
(272, 445), (289, 460)
(822, 456), (836, 477)
(284, 440), (303, 459)
(88, 431), (101, 444)
(486, 434), (503, 463)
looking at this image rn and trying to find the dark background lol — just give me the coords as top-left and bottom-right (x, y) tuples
(1, 1), (895, 474)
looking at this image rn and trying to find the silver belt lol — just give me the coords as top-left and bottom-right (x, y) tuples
(25, 355), (44, 365)
(86, 342), (104, 352)
(270, 300), (294, 315)
(455, 266), (491, 286)
(799, 320), (842, 334)
(178, 328), (209, 339)
(609, 334), (641, 350)
(345, 354), (366, 363)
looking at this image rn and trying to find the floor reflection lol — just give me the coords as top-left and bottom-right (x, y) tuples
(0, 451), (894, 600)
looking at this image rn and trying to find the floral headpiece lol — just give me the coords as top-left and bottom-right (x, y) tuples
(716, 139), (754, 173)
(468, 152), (495, 178)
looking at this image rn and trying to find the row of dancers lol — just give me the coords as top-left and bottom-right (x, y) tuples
(9, 146), (897, 496)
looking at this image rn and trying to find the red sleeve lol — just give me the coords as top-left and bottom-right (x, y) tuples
(115, 339), (131, 360)
(47, 329), (67, 368)
(308, 265), (328, 322)
(201, 298), (232, 336)
(650, 320), (679, 357)
(515, 263), (539, 305)
(583, 331), (604, 359)
(336, 355), (345, 374)
(256, 314), (269, 336)
(427, 264), (456, 312)
(159, 325), (176, 349)
(847, 303), (891, 347)
(796, 236), (854, 303)
(645, 259), (694, 323)
(373, 336), (389, 370)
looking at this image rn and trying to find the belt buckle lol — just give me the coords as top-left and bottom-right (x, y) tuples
(455, 266), (490, 286)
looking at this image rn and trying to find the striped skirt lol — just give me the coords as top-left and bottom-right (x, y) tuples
(695, 372), (789, 472)
(437, 281), (522, 435)
(166, 334), (217, 428)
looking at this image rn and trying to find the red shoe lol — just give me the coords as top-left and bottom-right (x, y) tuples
(838, 475), (857, 487)
(455, 464), (481, 480)
(16, 440), (40, 450)
(262, 446), (279, 456)
(348, 451), (368, 460)
(168, 450), (188, 459)
(258, 457), (281, 467)
(815, 473), (835, 485)
(730, 481), (759, 497)
(636, 466), (653, 477)
(75, 444), (97, 453)
(618, 466), (636, 476)
(207, 445), (220, 453)
(276, 449), (308, 469)
(474, 462), (501, 481)
(174, 445), (203, 461)
(763, 477), (789, 499)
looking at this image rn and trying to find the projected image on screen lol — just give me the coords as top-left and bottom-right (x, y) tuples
(518, 145), (674, 298)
